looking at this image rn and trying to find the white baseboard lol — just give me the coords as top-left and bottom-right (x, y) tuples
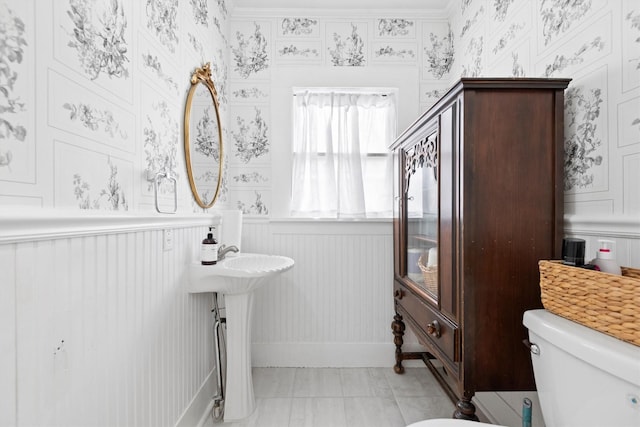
(174, 369), (217, 427)
(251, 342), (428, 368)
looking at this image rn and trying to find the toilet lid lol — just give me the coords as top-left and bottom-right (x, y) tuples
(407, 419), (503, 427)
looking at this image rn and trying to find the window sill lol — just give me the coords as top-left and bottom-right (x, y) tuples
(269, 217), (392, 223)
(257, 217), (393, 235)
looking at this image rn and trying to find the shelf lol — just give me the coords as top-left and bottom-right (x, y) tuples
(411, 234), (437, 244)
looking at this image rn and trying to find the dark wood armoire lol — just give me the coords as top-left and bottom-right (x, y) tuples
(390, 78), (570, 420)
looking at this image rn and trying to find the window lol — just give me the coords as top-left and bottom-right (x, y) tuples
(290, 88), (397, 218)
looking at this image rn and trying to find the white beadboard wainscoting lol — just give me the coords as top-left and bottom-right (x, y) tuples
(240, 216), (640, 369)
(0, 210), (220, 427)
(564, 215), (640, 267)
(240, 219), (420, 368)
(2, 211), (637, 426)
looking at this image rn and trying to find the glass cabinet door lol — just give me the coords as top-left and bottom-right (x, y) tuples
(404, 129), (439, 301)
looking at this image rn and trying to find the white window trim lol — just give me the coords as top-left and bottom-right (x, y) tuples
(268, 67), (420, 219)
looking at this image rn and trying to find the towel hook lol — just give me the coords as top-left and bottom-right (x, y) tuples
(146, 156), (178, 214)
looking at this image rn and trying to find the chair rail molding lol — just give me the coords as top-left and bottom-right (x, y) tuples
(565, 215), (640, 239)
(0, 208), (219, 244)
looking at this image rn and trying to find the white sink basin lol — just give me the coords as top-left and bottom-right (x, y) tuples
(187, 252), (294, 421)
(188, 253), (294, 295)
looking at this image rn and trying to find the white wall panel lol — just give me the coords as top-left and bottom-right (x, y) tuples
(4, 215), (636, 423)
(2, 219), (215, 427)
(243, 220), (399, 367)
(242, 216), (640, 368)
(0, 244), (16, 427)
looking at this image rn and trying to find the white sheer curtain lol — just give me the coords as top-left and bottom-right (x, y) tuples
(291, 90), (396, 218)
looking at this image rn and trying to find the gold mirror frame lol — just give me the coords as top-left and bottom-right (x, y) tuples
(184, 63), (224, 209)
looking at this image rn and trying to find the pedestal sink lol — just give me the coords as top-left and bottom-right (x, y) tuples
(188, 253), (294, 421)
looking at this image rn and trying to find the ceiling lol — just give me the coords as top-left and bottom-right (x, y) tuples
(233, 0), (447, 10)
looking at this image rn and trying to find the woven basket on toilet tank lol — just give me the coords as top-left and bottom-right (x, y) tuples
(538, 260), (640, 346)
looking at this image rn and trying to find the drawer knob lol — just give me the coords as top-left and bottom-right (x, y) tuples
(427, 320), (441, 338)
(394, 289), (405, 299)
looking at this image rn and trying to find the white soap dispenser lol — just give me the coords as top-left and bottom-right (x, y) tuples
(592, 239), (621, 275)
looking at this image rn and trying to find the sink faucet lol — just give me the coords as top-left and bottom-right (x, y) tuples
(218, 244), (239, 260)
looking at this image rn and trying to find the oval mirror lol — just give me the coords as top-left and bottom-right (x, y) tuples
(184, 63), (223, 209)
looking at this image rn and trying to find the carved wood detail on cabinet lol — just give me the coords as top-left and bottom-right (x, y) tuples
(390, 78), (571, 421)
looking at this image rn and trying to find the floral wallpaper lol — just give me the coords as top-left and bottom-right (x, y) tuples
(450, 0), (638, 216)
(65, 0), (130, 80)
(373, 43), (416, 62)
(564, 86), (604, 191)
(377, 18), (415, 38)
(327, 22), (366, 67)
(0, 0), (228, 212)
(0, 2), (29, 176)
(231, 107), (269, 164)
(55, 140), (133, 211)
(190, 0), (208, 27)
(225, 0), (637, 218)
(494, 0), (515, 22)
(232, 22), (269, 79)
(424, 23), (454, 78)
(63, 102), (128, 140)
(1, 0), (637, 219)
(540, 0), (592, 46)
(141, 51), (179, 96)
(281, 18), (318, 36)
(73, 158), (129, 211)
(49, 68), (134, 154)
(194, 106), (221, 162)
(142, 93), (179, 195)
(145, 0), (179, 53)
(277, 43), (320, 60)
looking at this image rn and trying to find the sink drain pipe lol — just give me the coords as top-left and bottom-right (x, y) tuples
(211, 293), (227, 422)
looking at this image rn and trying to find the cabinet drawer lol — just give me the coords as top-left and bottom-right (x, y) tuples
(394, 281), (459, 363)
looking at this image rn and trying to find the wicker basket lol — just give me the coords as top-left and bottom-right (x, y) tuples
(418, 255), (438, 294)
(538, 260), (640, 346)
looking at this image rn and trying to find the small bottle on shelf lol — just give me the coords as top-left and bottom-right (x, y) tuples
(591, 239), (621, 275)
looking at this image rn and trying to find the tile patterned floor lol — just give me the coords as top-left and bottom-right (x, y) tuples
(205, 367), (455, 427)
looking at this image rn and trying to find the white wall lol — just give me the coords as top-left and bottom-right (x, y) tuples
(0, 213), (218, 427)
(243, 219), (399, 367)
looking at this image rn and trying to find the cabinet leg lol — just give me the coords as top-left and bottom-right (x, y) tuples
(453, 392), (479, 421)
(391, 313), (406, 374)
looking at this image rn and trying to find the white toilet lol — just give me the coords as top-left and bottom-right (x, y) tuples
(408, 309), (640, 427)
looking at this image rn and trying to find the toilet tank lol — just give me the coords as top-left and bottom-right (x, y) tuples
(523, 309), (640, 427)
